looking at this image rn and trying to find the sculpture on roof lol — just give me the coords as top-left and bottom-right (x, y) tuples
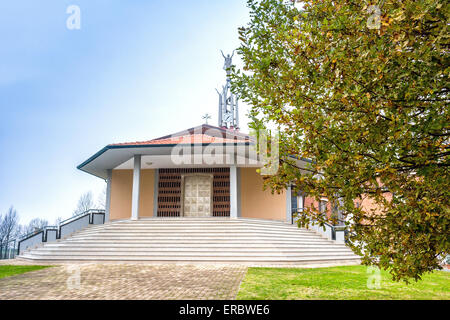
(221, 50), (235, 77)
(217, 51), (239, 130)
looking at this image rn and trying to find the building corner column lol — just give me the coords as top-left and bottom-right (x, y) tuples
(286, 185), (292, 224)
(230, 165), (238, 219)
(131, 155), (141, 221)
(105, 169), (112, 222)
(153, 169), (159, 217)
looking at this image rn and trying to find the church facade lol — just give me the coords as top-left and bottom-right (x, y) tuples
(78, 53), (317, 225)
(78, 123), (312, 223)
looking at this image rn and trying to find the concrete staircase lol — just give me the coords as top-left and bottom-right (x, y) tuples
(19, 218), (360, 266)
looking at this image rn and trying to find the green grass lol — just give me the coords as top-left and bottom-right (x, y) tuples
(0, 265), (52, 279)
(237, 265), (450, 300)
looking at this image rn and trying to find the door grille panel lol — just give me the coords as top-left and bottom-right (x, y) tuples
(157, 168), (230, 217)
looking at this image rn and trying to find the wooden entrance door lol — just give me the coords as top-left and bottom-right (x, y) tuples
(183, 175), (213, 217)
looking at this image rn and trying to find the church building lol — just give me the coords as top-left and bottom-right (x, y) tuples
(18, 53), (359, 264)
(77, 52), (311, 224)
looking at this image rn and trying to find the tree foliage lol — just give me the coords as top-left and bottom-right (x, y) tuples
(233, 0), (449, 281)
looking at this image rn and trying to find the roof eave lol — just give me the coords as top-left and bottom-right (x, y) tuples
(77, 142), (252, 173)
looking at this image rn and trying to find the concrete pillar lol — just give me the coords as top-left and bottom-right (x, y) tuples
(153, 169), (159, 217)
(230, 165), (238, 218)
(286, 185), (292, 224)
(236, 167), (241, 218)
(105, 169), (112, 222)
(131, 155), (141, 221)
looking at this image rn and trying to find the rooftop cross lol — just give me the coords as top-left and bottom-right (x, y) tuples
(202, 113), (212, 124)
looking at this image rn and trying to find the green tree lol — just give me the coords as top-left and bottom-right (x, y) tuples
(233, 0), (449, 281)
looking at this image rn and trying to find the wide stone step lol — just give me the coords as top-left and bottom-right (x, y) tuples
(76, 227), (316, 234)
(72, 232), (320, 240)
(34, 247), (352, 254)
(42, 242), (343, 249)
(20, 254), (360, 263)
(111, 218), (285, 223)
(92, 220), (300, 225)
(66, 237), (329, 243)
(77, 228), (314, 236)
(87, 222), (294, 225)
(134, 220), (291, 226)
(62, 235), (334, 244)
(22, 251), (358, 258)
(70, 230), (323, 238)
(60, 239), (336, 247)
(80, 226), (313, 235)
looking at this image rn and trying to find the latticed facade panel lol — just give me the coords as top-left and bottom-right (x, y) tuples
(157, 168), (230, 217)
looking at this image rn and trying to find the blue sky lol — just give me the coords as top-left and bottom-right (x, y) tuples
(0, 0), (251, 225)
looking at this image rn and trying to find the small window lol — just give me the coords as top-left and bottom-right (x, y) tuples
(291, 190), (305, 213)
(297, 194), (304, 212)
(319, 200), (328, 215)
(291, 189), (298, 211)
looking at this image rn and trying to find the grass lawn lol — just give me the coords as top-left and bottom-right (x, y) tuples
(0, 265), (52, 279)
(237, 265), (449, 300)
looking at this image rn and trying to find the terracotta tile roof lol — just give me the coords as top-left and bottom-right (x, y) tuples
(109, 125), (252, 147)
(110, 134), (250, 146)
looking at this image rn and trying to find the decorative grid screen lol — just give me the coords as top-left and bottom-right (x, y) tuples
(157, 168), (230, 217)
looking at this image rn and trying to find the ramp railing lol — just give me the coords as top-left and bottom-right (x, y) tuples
(291, 208), (346, 243)
(13, 209), (105, 256)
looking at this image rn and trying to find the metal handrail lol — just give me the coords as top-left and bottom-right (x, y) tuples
(10, 209), (106, 258)
(291, 208), (346, 229)
(58, 209), (105, 227)
(56, 209), (105, 240)
(18, 226), (58, 242)
(291, 208), (347, 241)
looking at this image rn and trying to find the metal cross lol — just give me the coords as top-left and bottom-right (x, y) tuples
(202, 113), (212, 124)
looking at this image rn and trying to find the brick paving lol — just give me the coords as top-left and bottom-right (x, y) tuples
(0, 262), (248, 300)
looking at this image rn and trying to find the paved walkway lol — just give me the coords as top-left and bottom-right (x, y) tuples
(0, 263), (248, 300)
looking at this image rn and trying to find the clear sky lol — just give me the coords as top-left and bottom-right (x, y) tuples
(0, 0), (252, 225)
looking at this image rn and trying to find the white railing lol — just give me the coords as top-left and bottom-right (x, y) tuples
(16, 209), (105, 255)
(292, 209), (347, 243)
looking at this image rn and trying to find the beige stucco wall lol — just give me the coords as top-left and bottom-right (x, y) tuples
(110, 167), (286, 221)
(240, 168), (286, 221)
(110, 169), (155, 220)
